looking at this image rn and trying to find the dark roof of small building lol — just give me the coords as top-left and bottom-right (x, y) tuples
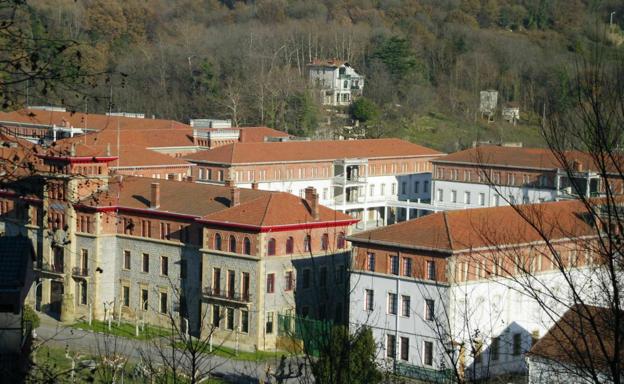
(528, 305), (624, 372)
(0, 236), (34, 289)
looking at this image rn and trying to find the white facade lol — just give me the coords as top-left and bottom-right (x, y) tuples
(449, 266), (611, 379)
(349, 271), (450, 371)
(432, 180), (557, 210)
(232, 160), (433, 231)
(308, 62), (364, 106)
(527, 356), (620, 384)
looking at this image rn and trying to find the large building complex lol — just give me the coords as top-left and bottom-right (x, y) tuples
(0, 142), (356, 351)
(431, 145), (617, 209)
(183, 138), (444, 230)
(348, 199), (614, 379)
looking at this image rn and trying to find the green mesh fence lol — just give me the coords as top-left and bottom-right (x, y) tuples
(278, 314), (332, 357)
(395, 362), (455, 383)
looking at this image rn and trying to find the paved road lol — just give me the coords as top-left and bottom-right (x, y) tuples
(35, 314), (308, 383)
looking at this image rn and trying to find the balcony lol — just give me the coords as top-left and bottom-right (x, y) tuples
(201, 287), (251, 306)
(71, 267), (89, 278)
(334, 193), (366, 206)
(332, 175), (367, 186)
(36, 262), (64, 276)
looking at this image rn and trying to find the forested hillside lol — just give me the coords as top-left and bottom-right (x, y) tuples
(23, 0), (624, 151)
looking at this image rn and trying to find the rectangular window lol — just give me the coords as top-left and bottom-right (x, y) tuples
(123, 250), (131, 270)
(213, 268), (221, 295)
(242, 272), (250, 301)
(266, 312), (274, 334)
(401, 182), (407, 194)
(122, 286), (130, 307)
(464, 191), (471, 204)
(226, 307), (234, 330)
(284, 271), (294, 291)
(423, 341), (433, 366)
(512, 333), (522, 355)
(402, 257), (412, 277)
(437, 189), (443, 202)
(401, 295), (410, 317)
(424, 180), (429, 193)
(227, 270), (235, 298)
(302, 269), (311, 289)
(451, 190), (457, 203)
(369, 184), (375, 197)
(400, 337), (409, 361)
(212, 305), (220, 327)
(390, 255), (399, 275)
(160, 256), (168, 276)
(427, 261), (436, 280)
(367, 253), (375, 272)
(241, 310), (249, 333)
(141, 289), (148, 311)
(386, 335), (396, 358)
(414, 181), (419, 194)
(381, 184), (386, 196)
(388, 293), (398, 315)
(491, 337), (500, 361)
(319, 267), (327, 287)
(425, 299), (435, 321)
(80, 281), (87, 305)
(479, 193), (485, 206)
(266, 273), (275, 293)
(142, 253), (149, 273)
(365, 289), (374, 311)
(335, 265), (345, 284)
(160, 292), (168, 314)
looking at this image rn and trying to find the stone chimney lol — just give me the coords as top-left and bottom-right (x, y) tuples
(230, 187), (240, 207)
(150, 182), (160, 209)
(251, 182), (259, 190)
(573, 159), (583, 172)
(304, 186), (319, 220)
(224, 179), (235, 188)
(238, 128), (244, 143)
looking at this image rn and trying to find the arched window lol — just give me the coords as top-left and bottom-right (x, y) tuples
(286, 237), (294, 254)
(214, 233), (222, 251)
(337, 232), (346, 249)
(243, 237), (251, 255)
(304, 235), (311, 253)
(229, 235), (236, 253)
(267, 238), (276, 256)
(321, 233), (329, 251)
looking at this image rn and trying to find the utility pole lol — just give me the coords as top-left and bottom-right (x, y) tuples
(610, 11), (616, 31)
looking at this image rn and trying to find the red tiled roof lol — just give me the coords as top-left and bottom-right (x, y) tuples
(433, 146), (600, 172)
(237, 127), (290, 143)
(57, 128), (196, 150)
(308, 59), (346, 67)
(183, 139), (443, 164)
(44, 142), (190, 168)
(81, 177), (352, 227)
(201, 192), (354, 227)
(349, 200), (594, 252)
(528, 305), (624, 372)
(0, 108), (190, 131)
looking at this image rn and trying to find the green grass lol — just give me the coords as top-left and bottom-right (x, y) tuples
(174, 339), (283, 361)
(72, 320), (172, 340)
(34, 345), (228, 383)
(401, 111), (546, 153)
